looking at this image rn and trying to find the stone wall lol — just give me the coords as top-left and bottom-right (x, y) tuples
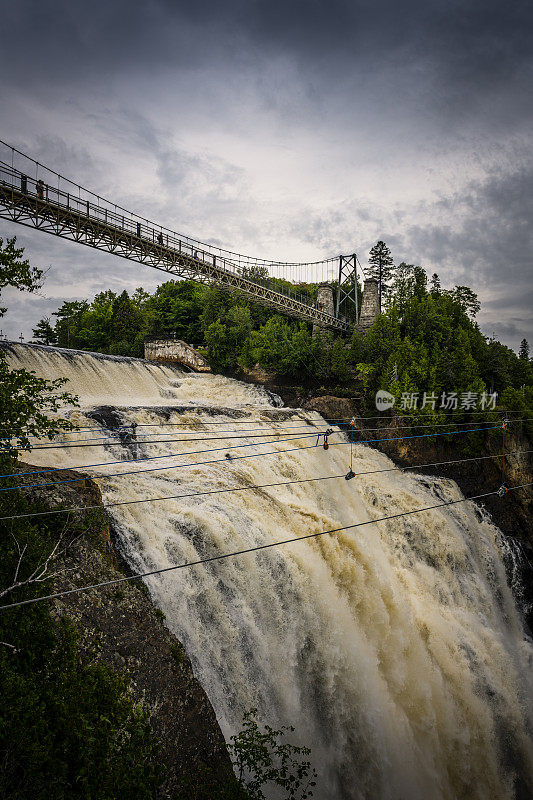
(316, 282), (335, 316)
(145, 339), (211, 372)
(312, 283), (335, 335)
(357, 278), (380, 333)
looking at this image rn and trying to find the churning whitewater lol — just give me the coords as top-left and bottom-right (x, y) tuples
(6, 342), (533, 800)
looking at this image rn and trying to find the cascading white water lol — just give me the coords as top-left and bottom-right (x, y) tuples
(6, 343), (533, 800)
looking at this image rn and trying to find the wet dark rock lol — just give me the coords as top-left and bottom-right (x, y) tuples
(86, 403), (254, 425)
(303, 395), (357, 421)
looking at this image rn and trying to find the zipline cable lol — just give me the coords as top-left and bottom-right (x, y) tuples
(0, 425), (502, 489)
(0, 418), (507, 451)
(1, 429), (337, 479)
(503, 425), (506, 486)
(0, 422), (328, 442)
(1, 408), (531, 435)
(1, 482), (530, 612)
(0, 426), (334, 450)
(2, 421), (507, 473)
(3, 448), (531, 522)
(0, 420), (516, 452)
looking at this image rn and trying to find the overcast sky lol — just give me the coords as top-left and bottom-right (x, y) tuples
(0, 0), (531, 351)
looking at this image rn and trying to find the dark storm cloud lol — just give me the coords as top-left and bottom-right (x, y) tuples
(405, 164), (533, 286)
(4, 0), (532, 116)
(8, 0), (532, 65)
(399, 166), (533, 349)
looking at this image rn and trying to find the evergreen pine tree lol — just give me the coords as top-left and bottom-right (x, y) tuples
(53, 300), (88, 348)
(111, 290), (139, 344)
(430, 273), (441, 294)
(519, 338), (530, 361)
(368, 241), (394, 311)
(32, 317), (57, 346)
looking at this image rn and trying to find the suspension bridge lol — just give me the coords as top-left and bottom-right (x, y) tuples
(0, 141), (362, 332)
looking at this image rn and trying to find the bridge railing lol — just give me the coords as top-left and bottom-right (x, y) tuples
(0, 140), (354, 323)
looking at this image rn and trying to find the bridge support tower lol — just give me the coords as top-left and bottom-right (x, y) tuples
(356, 278), (380, 333)
(336, 254), (359, 324)
(313, 283), (335, 334)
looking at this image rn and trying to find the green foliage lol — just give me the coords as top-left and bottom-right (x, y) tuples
(313, 333), (350, 383)
(229, 709), (317, 800)
(368, 240), (395, 310)
(0, 354), (77, 466)
(289, 325), (316, 378)
(239, 264), (269, 281)
(445, 285), (481, 318)
(519, 338), (530, 362)
(182, 709), (318, 800)
(0, 492), (162, 800)
(429, 273), (441, 294)
(205, 319), (232, 372)
(170, 641), (183, 665)
(389, 263), (417, 315)
(351, 267), (533, 415)
(0, 238), (79, 466)
(32, 316), (58, 346)
(248, 317), (292, 373)
(499, 385), (533, 439)
(356, 363), (376, 392)
(111, 290), (142, 345)
(248, 318), (316, 379)
(0, 612), (161, 800)
(0, 236), (43, 316)
(26, 243), (533, 413)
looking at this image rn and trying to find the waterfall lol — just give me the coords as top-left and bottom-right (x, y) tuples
(6, 342), (533, 800)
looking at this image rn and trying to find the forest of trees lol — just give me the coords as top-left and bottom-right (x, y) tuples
(32, 243), (533, 424)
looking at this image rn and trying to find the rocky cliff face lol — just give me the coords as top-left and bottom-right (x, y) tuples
(18, 465), (236, 799)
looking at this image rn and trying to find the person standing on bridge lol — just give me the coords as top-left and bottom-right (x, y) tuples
(36, 179), (45, 200)
(157, 232), (163, 245)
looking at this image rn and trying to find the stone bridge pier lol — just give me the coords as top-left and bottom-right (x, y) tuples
(356, 278), (380, 333)
(312, 283), (336, 334)
(312, 279), (380, 336)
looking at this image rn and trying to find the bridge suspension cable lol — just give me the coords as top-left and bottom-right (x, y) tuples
(0, 139), (360, 332)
